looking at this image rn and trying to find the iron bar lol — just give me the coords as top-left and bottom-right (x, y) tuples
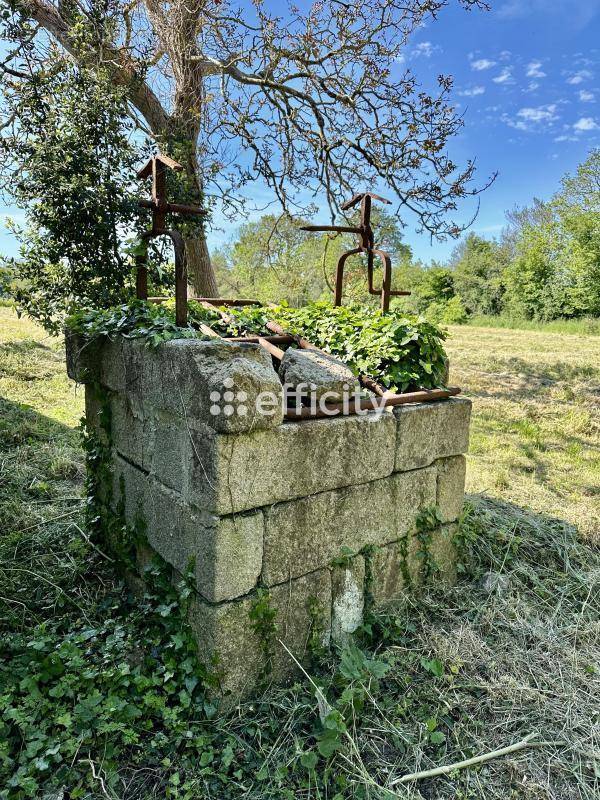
(138, 199), (208, 217)
(301, 191), (411, 312)
(284, 387), (460, 420)
(190, 297), (261, 307)
(135, 154), (207, 327)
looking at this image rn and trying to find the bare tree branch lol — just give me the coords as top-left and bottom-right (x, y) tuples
(18, 0), (170, 134)
(2, 0), (494, 291)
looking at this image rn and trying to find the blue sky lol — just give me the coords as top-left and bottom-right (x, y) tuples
(397, 0), (600, 261)
(1, 0), (599, 264)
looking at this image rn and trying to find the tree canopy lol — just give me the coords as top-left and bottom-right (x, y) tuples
(1, 0), (492, 298)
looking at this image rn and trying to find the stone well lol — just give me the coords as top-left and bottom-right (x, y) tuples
(66, 333), (471, 701)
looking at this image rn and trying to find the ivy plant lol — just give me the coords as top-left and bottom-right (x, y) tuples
(67, 299), (449, 391)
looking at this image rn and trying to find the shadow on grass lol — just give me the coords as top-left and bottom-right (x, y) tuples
(501, 356), (600, 384)
(470, 355), (600, 391)
(0, 395), (80, 449)
(464, 492), (596, 566)
(0, 337), (65, 383)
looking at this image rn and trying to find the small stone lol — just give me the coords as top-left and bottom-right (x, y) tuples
(279, 347), (360, 401)
(331, 557), (365, 643)
(480, 571), (510, 594)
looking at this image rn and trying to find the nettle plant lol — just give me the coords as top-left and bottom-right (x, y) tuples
(67, 300), (449, 391)
(241, 303), (449, 392)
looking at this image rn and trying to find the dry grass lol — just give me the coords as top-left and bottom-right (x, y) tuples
(340, 497), (600, 799)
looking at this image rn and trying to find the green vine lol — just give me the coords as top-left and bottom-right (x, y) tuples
(415, 506), (443, 584)
(361, 546), (376, 616)
(249, 588), (278, 681)
(306, 596), (328, 665)
(66, 298), (449, 391)
(67, 300), (205, 349)
(397, 533), (413, 591)
(81, 382), (113, 541)
(80, 383), (142, 572)
(330, 545), (355, 569)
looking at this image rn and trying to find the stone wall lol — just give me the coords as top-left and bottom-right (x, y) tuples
(67, 333), (471, 701)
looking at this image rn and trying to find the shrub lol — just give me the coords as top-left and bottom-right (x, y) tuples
(425, 296), (468, 325)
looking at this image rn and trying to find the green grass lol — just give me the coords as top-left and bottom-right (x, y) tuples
(1, 308), (599, 799)
(465, 314), (600, 336)
(446, 323), (600, 545)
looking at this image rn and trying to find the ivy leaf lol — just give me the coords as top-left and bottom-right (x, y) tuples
(300, 751), (319, 770)
(420, 657), (444, 678)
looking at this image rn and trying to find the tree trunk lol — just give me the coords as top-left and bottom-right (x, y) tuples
(185, 232), (218, 297)
(175, 134), (219, 297)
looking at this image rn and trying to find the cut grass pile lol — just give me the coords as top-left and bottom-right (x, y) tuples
(0, 307), (598, 799)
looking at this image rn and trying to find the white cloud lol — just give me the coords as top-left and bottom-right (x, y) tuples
(504, 104), (560, 131)
(413, 41), (437, 58)
(527, 82), (539, 92)
(459, 86), (486, 97)
(579, 89), (595, 102)
(573, 116), (599, 132)
(471, 58), (496, 71)
(518, 104), (558, 123)
(497, 1), (525, 18)
(497, 0), (600, 29)
(493, 68), (513, 84)
(526, 61), (546, 79)
(567, 69), (593, 85)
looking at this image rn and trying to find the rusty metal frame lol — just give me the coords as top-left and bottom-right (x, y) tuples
(135, 154), (208, 327)
(135, 160), (458, 418)
(136, 228), (187, 326)
(301, 192), (411, 312)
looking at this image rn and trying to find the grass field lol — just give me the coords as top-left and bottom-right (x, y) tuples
(465, 314), (600, 337)
(1, 306), (599, 799)
(447, 324), (600, 545)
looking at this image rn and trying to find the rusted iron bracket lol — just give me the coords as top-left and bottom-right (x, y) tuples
(135, 154), (207, 326)
(301, 192), (411, 312)
(136, 228), (187, 326)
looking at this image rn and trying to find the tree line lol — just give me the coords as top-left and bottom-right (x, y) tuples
(211, 149), (600, 324)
